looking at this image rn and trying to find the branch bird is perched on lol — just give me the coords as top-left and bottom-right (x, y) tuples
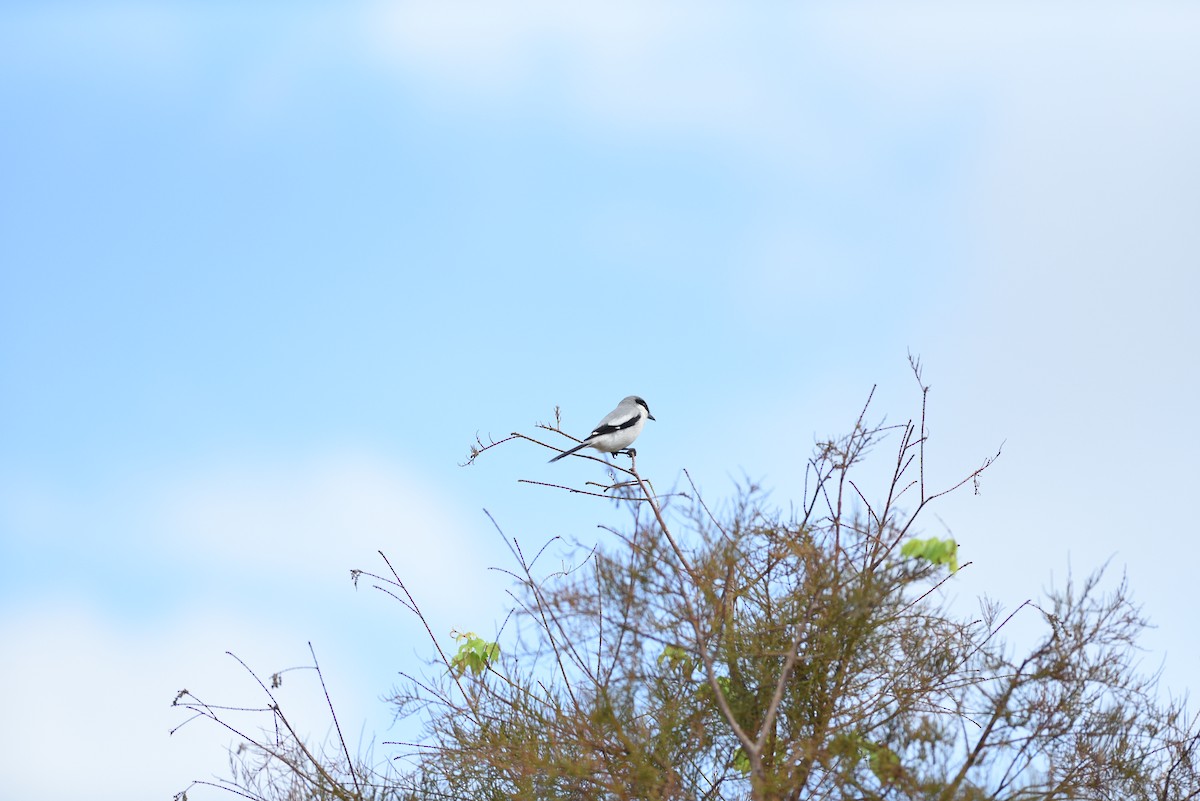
(548, 396), (655, 463)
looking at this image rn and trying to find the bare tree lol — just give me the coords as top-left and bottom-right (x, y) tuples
(174, 366), (1199, 801)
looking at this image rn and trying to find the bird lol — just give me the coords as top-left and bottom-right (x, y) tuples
(548, 396), (655, 463)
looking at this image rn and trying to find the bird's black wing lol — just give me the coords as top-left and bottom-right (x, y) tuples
(589, 414), (640, 438)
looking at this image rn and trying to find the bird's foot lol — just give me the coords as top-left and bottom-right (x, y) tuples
(618, 448), (637, 459)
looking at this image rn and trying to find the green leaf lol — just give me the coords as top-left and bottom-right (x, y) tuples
(657, 644), (693, 673)
(449, 631), (500, 676)
(900, 537), (959, 572)
(828, 731), (867, 766)
(866, 742), (902, 784)
(732, 746), (751, 776)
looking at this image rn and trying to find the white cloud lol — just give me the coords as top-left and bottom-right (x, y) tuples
(359, 1), (1200, 342)
(145, 448), (507, 643)
(153, 450), (479, 575)
(361, 1), (822, 147)
(360, 2), (1200, 162)
(1, 449), (504, 800)
(363, 1), (695, 93)
(0, 603), (359, 801)
(4, 448), (495, 619)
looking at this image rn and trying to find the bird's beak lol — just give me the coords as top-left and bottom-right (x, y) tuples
(647, 413), (656, 421)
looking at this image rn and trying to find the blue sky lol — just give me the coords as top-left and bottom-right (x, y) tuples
(2, 3), (1199, 798)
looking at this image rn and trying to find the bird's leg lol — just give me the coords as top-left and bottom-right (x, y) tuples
(617, 448), (637, 458)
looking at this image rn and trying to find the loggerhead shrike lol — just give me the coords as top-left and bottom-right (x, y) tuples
(548, 395), (655, 463)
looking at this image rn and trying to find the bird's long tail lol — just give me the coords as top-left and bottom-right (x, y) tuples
(548, 439), (592, 463)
